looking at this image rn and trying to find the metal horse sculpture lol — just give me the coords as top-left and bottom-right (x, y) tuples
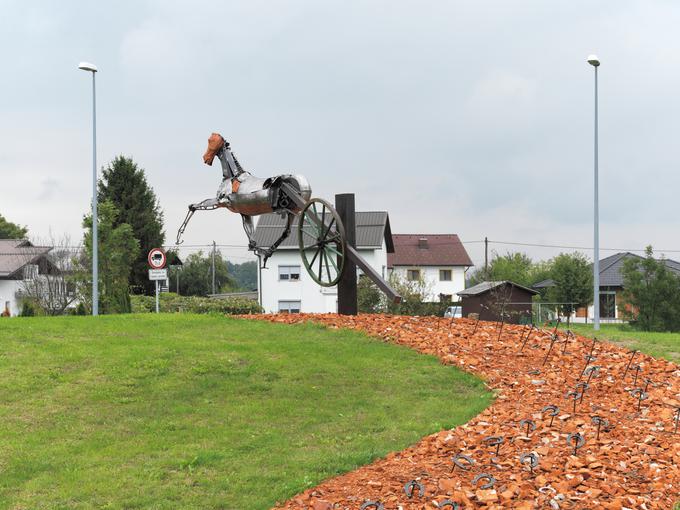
(176, 133), (311, 267)
(176, 133), (400, 301)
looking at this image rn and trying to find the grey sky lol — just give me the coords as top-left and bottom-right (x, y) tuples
(1, 0), (679, 267)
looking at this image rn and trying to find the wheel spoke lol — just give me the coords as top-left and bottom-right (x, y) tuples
(325, 247), (339, 273)
(321, 217), (336, 242)
(317, 244), (323, 281)
(301, 227), (318, 241)
(322, 249), (332, 282)
(304, 215), (322, 237)
(309, 245), (322, 268)
(324, 244), (343, 257)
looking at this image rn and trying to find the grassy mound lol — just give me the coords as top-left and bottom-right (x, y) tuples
(0, 314), (491, 509)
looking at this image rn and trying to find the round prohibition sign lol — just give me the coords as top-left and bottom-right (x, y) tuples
(148, 247), (167, 269)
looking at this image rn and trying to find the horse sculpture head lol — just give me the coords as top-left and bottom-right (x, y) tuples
(203, 132), (226, 165)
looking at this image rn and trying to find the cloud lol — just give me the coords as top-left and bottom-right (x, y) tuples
(2, 0), (680, 266)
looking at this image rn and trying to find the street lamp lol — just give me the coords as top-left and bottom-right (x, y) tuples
(78, 61), (99, 316)
(587, 54), (600, 330)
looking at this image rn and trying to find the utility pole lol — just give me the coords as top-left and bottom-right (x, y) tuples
(484, 237), (489, 275)
(211, 241), (216, 295)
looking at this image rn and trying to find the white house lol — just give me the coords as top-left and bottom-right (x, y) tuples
(387, 234), (473, 302)
(253, 211), (394, 313)
(0, 239), (53, 316)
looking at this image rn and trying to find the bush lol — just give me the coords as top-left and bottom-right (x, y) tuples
(20, 301), (36, 317)
(130, 293), (262, 315)
(357, 273), (451, 317)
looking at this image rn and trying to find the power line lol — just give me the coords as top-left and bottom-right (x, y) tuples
(485, 240), (680, 253)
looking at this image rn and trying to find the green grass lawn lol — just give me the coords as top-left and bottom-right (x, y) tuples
(569, 323), (680, 363)
(0, 314), (491, 509)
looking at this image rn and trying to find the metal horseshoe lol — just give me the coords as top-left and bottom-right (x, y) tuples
(403, 480), (425, 499)
(436, 500), (460, 509)
(519, 452), (539, 471)
(472, 473), (496, 489)
(451, 453), (474, 471)
(360, 502), (384, 510)
(519, 419), (536, 435)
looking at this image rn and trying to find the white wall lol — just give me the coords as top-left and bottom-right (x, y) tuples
(259, 243), (388, 313)
(389, 265), (466, 302)
(0, 280), (23, 316)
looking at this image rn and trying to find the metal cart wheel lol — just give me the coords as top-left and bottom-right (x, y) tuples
(298, 198), (346, 287)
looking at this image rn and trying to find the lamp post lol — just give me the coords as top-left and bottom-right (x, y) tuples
(587, 54), (600, 330)
(78, 61), (99, 316)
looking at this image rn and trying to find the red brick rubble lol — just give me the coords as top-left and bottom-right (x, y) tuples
(248, 314), (679, 509)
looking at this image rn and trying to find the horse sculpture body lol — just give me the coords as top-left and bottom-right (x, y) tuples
(176, 133), (311, 266)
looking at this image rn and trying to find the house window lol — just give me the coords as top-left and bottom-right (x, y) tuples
(278, 265), (301, 281)
(278, 300), (301, 313)
(407, 269), (420, 281)
(599, 292), (616, 319)
(439, 269), (452, 281)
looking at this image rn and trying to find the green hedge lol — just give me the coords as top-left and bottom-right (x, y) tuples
(388, 300), (452, 317)
(130, 293), (262, 315)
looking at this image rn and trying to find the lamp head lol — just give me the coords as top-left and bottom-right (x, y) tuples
(78, 62), (98, 72)
(587, 55), (600, 67)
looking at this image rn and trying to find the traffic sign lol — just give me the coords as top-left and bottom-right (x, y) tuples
(148, 248), (167, 269)
(148, 269), (168, 281)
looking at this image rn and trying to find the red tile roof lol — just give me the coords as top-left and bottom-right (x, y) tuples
(387, 234), (473, 268)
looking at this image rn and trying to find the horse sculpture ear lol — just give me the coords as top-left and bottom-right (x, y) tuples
(203, 133), (225, 165)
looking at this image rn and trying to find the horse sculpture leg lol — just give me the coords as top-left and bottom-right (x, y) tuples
(253, 212), (294, 269)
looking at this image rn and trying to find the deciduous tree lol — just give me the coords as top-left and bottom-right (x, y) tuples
(19, 234), (79, 315)
(469, 251), (541, 287)
(0, 214), (28, 239)
(621, 246), (680, 331)
(80, 201), (140, 313)
(173, 251), (236, 296)
(547, 252), (593, 316)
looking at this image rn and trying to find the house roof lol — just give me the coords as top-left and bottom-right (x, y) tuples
(253, 211), (394, 251)
(387, 234), (473, 268)
(0, 239), (52, 278)
(457, 280), (539, 297)
(532, 278), (555, 289)
(598, 252), (680, 287)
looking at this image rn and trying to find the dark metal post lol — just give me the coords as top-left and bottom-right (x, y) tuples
(336, 193), (357, 315)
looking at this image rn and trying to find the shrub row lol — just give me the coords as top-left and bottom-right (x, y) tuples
(130, 293), (262, 315)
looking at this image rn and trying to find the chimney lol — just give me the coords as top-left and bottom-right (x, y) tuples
(418, 237), (428, 249)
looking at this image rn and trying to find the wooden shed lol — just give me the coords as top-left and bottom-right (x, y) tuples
(457, 281), (539, 324)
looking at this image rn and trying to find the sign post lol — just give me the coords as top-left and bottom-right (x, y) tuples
(148, 248), (167, 314)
